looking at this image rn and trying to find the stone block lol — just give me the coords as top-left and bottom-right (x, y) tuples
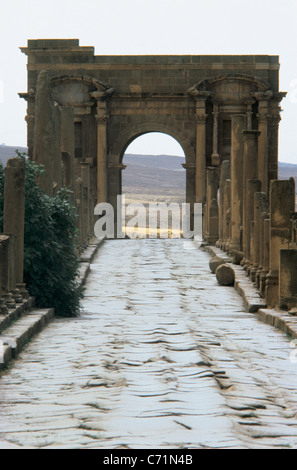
(216, 264), (235, 286)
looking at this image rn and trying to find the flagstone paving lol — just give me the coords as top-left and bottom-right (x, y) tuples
(0, 239), (297, 449)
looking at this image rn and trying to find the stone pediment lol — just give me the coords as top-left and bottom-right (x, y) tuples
(50, 74), (114, 107)
(188, 74), (271, 104)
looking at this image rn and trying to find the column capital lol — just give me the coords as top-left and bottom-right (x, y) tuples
(95, 114), (109, 124)
(188, 87), (212, 101)
(253, 90), (273, 102)
(242, 130), (261, 139)
(195, 114), (208, 124)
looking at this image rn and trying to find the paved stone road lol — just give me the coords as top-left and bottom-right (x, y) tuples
(1, 239), (297, 449)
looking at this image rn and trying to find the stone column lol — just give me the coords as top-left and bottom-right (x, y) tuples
(61, 106), (75, 201)
(229, 114), (245, 253)
(223, 179), (231, 251)
(251, 192), (268, 282)
(267, 93), (286, 184)
(279, 250), (297, 309)
(266, 178), (295, 308)
(246, 102), (253, 130)
(244, 179), (262, 271)
(211, 103), (220, 167)
(254, 91), (273, 195)
(53, 103), (62, 192)
(3, 158), (25, 286)
(75, 177), (84, 244)
(81, 162), (91, 239)
(33, 70), (54, 195)
(242, 130), (260, 260)
(217, 160), (230, 248)
(205, 167), (219, 245)
(260, 217), (270, 297)
(194, 92), (211, 203)
(91, 93), (109, 204)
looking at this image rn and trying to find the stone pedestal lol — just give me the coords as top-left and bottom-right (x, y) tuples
(266, 178), (296, 308)
(279, 249), (297, 309)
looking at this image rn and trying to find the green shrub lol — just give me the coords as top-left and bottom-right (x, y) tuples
(0, 152), (83, 317)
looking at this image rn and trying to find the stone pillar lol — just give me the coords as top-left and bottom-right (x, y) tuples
(208, 199), (219, 245)
(81, 162), (91, 239)
(61, 106), (75, 201)
(254, 91), (273, 195)
(279, 250), (297, 309)
(217, 160), (230, 248)
(223, 179), (231, 250)
(260, 217), (270, 297)
(246, 102), (253, 130)
(229, 114), (245, 253)
(267, 93), (286, 184)
(244, 179), (261, 271)
(242, 130), (260, 259)
(205, 167), (219, 244)
(75, 177), (84, 244)
(53, 103), (62, 192)
(194, 92), (211, 203)
(211, 103), (220, 167)
(250, 192), (268, 282)
(266, 178), (295, 308)
(91, 93), (109, 204)
(33, 70), (54, 195)
(3, 157), (25, 285)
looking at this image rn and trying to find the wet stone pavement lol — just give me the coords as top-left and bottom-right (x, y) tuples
(1, 239), (297, 449)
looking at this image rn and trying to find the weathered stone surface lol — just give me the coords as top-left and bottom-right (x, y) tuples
(216, 263), (235, 286)
(0, 240), (297, 449)
(33, 70), (55, 195)
(209, 256), (225, 273)
(3, 158), (25, 285)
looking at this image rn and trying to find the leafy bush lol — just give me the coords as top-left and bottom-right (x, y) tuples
(0, 152), (83, 317)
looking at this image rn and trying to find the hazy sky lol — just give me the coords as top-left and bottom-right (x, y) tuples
(1, 0), (297, 162)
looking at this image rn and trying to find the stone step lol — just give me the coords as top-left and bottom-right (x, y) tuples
(0, 308), (54, 369)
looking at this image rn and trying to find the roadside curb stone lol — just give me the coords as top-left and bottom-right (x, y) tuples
(0, 237), (105, 371)
(204, 244), (297, 336)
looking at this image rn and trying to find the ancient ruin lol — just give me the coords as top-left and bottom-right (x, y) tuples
(0, 38), (295, 321)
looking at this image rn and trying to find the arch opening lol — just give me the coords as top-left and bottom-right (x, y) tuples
(121, 132), (186, 239)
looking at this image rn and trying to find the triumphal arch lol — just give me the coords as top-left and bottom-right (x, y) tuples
(20, 39), (285, 231)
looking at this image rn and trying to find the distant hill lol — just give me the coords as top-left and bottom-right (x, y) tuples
(1, 146), (296, 196)
(124, 154), (297, 197)
(0, 145), (27, 167)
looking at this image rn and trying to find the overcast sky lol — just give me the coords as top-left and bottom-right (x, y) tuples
(1, 0), (297, 162)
